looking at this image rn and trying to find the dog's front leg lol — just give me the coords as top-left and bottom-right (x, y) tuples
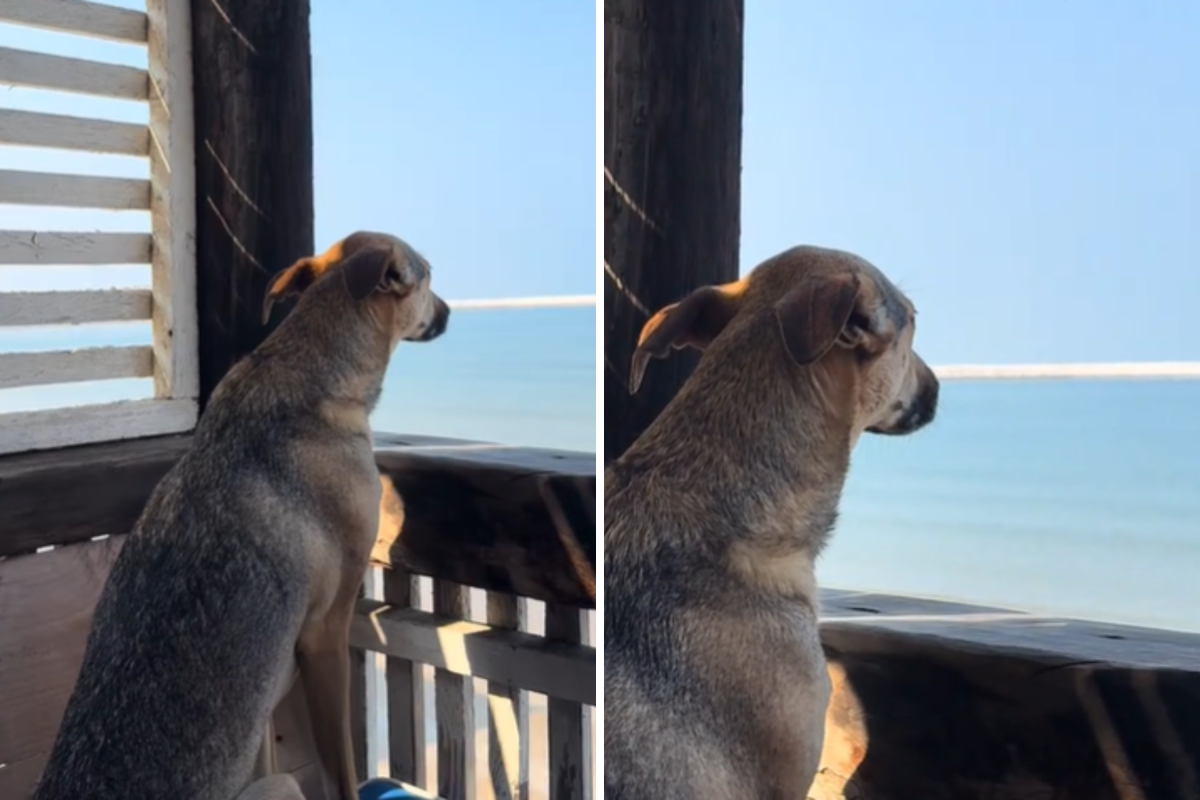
(252, 717), (279, 779)
(297, 587), (362, 800)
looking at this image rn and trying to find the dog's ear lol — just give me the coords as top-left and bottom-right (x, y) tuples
(629, 281), (745, 394)
(341, 247), (396, 300)
(342, 247), (422, 301)
(774, 274), (860, 366)
(262, 257), (321, 325)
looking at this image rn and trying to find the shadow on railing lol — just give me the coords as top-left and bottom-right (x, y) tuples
(349, 573), (595, 800)
(0, 431), (597, 800)
(347, 435), (596, 800)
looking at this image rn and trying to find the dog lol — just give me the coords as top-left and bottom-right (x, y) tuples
(604, 245), (938, 800)
(31, 231), (450, 800)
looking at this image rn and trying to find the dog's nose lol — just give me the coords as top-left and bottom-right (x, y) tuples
(413, 302), (450, 342)
(428, 304), (450, 339)
(911, 376), (939, 428)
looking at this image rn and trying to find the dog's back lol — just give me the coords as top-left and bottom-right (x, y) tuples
(604, 472), (829, 800)
(32, 233), (450, 799)
(605, 544), (756, 800)
(30, 346), (363, 799)
(605, 247), (938, 799)
(31, 428), (314, 799)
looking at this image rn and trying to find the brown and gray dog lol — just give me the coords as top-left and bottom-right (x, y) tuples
(31, 232), (449, 800)
(605, 246), (938, 800)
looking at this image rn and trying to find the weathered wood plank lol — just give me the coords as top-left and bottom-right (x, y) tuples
(0, 345), (152, 389)
(190, 0), (314, 408)
(0, 169), (150, 210)
(810, 591), (1200, 800)
(0, 0), (148, 44)
(0, 45), (148, 99)
(384, 569), (427, 787)
(433, 580), (477, 800)
(373, 444), (595, 607)
(0, 107), (148, 155)
(487, 593), (530, 800)
(350, 601), (595, 707)
(0, 755), (46, 800)
(0, 230), (151, 264)
(146, 0), (199, 403)
(0, 435), (597, 606)
(0, 289), (151, 326)
(0, 400), (196, 458)
(360, 569), (390, 777)
(545, 606), (591, 800)
(0, 538), (126, 799)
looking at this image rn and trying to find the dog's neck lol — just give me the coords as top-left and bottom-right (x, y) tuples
(614, 332), (860, 560)
(225, 287), (395, 435)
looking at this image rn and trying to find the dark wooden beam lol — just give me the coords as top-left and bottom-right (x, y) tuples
(191, 0), (314, 407)
(814, 591), (1200, 800)
(0, 434), (192, 553)
(0, 434), (596, 608)
(372, 444), (596, 608)
(603, 0), (745, 462)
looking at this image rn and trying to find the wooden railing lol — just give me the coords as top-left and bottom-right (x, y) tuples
(346, 576), (595, 800)
(812, 590), (1200, 800)
(0, 0), (199, 455)
(0, 432), (597, 800)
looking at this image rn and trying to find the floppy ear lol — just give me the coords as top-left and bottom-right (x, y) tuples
(773, 274), (860, 366)
(262, 257), (320, 325)
(629, 282), (744, 394)
(340, 247), (397, 301)
(344, 247), (423, 301)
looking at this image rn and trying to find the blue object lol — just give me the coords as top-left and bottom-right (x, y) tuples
(358, 777), (431, 800)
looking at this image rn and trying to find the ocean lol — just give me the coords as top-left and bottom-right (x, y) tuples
(826, 378), (1200, 634)
(0, 306), (597, 453)
(5, 315), (1199, 634)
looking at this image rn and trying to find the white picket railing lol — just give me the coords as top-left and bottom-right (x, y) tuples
(0, 0), (198, 456)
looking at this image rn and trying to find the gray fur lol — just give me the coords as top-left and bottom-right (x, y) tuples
(605, 245), (938, 800)
(32, 232), (449, 800)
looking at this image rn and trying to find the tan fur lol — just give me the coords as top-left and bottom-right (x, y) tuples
(604, 245), (939, 800)
(728, 542), (818, 605)
(31, 231), (449, 800)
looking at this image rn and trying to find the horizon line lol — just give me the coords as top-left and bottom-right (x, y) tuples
(447, 294), (596, 309)
(933, 362), (1200, 380)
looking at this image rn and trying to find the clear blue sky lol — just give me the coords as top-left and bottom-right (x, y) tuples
(310, 2), (595, 300)
(0, 1), (595, 302)
(742, 1), (1200, 364)
(4, 3), (1199, 364)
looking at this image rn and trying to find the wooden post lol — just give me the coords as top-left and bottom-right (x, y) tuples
(385, 570), (428, 788)
(603, 0), (746, 462)
(487, 593), (530, 800)
(190, 0), (315, 407)
(434, 580), (478, 800)
(545, 605), (593, 800)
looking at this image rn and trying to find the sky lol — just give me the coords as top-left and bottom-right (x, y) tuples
(0, 1), (596, 302)
(2, 2), (1199, 364)
(741, 1), (1200, 365)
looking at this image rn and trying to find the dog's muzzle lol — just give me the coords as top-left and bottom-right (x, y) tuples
(868, 373), (939, 436)
(407, 297), (450, 343)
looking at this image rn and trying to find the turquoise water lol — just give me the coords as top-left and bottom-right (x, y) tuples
(0, 307), (597, 453)
(826, 379), (1200, 633)
(7, 315), (1200, 632)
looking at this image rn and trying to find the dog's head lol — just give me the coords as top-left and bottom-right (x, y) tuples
(630, 246), (938, 438)
(262, 231), (450, 349)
